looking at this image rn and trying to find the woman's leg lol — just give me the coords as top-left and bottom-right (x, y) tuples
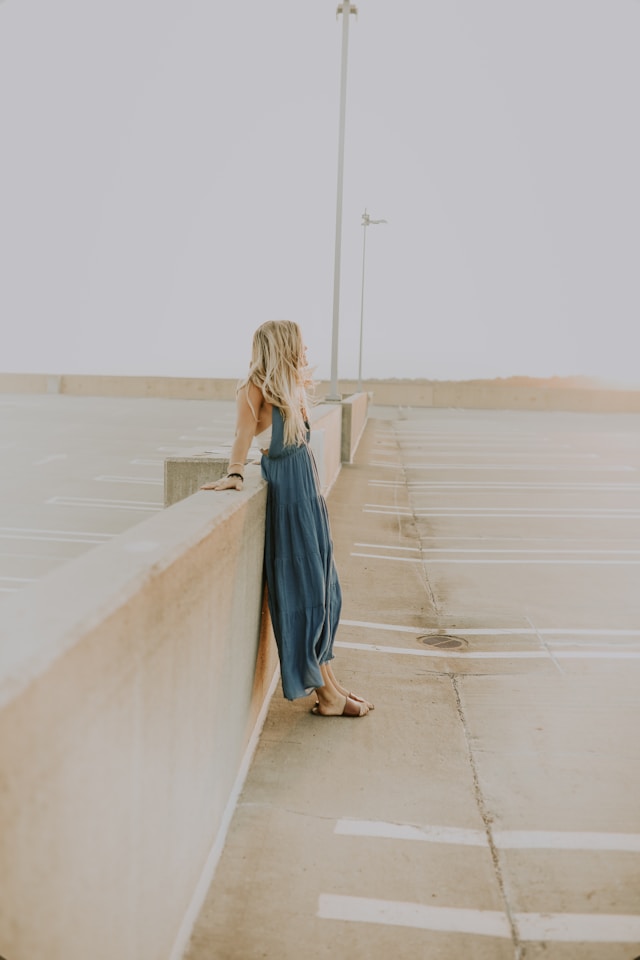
(314, 663), (369, 717)
(323, 662), (374, 710)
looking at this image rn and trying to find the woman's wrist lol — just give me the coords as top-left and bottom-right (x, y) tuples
(227, 472), (244, 480)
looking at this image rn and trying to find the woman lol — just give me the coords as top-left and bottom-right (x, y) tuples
(202, 320), (372, 717)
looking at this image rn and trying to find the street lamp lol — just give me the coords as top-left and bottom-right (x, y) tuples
(328, 0), (358, 401)
(357, 208), (387, 391)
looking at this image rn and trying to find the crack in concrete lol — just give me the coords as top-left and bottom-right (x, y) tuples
(394, 423), (440, 615)
(238, 801), (339, 824)
(451, 674), (524, 960)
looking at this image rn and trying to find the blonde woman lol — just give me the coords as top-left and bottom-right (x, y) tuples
(202, 320), (372, 717)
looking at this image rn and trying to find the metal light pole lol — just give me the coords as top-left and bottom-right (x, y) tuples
(328, 1), (358, 401)
(357, 209), (387, 391)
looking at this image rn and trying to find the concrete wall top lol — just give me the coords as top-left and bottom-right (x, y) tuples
(2, 372), (639, 413)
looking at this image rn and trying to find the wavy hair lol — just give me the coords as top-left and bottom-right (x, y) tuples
(239, 320), (314, 446)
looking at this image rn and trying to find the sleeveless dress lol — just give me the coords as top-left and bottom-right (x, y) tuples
(261, 405), (342, 700)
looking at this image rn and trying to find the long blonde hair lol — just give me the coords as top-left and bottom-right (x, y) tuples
(240, 320), (313, 446)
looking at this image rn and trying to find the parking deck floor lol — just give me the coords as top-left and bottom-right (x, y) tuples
(185, 408), (640, 960)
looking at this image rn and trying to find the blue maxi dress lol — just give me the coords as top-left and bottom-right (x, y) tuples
(261, 405), (342, 700)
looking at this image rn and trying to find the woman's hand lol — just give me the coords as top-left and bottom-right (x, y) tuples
(201, 475), (244, 492)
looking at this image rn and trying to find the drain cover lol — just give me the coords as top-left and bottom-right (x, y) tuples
(417, 633), (468, 650)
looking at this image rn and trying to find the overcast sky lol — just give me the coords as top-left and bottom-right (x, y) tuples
(1, 0), (639, 385)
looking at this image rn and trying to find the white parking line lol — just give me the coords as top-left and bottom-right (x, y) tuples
(352, 552), (421, 563)
(179, 435), (220, 442)
(366, 504), (640, 515)
(0, 526), (113, 544)
(334, 640), (640, 660)
(352, 551), (640, 565)
(396, 452), (601, 460)
(32, 453), (68, 466)
(369, 461), (636, 472)
(335, 819), (640, 852)
(130, 459), (163, 467)
(340, 619), (640, 638)
(355, 544), (640, 556)
(94, 475), (163, 486)
(392, 434), (560, 445)
(46, 496), (161, 512)
(318, 895), (511, 938)
(370, 479), (640, 491)
(364, 506), (640, 520)
(333, 642), (539, 659)
(354, 542), (421, 552)
(318, 894), (640, 942)
(517, 912), (640, 942)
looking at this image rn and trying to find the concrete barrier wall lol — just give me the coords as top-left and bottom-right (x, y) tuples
(341, 392), (370, 463)
(2, 371), (639, 412)
(0, 467), (279, 960)
(308, 404), (343, 493)
(165, 455), (229, 507)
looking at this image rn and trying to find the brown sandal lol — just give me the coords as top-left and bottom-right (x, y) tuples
(311, 695), (369, 717)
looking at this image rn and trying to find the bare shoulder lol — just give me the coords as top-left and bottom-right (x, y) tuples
(237, 379), (265, 424)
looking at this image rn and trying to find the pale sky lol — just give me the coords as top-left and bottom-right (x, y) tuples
(1, 0), (639, 385)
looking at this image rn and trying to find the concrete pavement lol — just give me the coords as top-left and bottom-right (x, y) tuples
(0, 395), (235, 596)
(185, 409), (640, 960)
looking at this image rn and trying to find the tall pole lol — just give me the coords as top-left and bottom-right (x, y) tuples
(357, 210), (368, 392)
(328, 1), (356, 401)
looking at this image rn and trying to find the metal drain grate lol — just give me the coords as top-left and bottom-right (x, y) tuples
(417, 633), (468, 650)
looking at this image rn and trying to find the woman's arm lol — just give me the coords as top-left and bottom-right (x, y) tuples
(201, 382), (262, 491)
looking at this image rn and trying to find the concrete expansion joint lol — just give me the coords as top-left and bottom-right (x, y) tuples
(451, 674), (523, 957)
(394, 425), (440, 614)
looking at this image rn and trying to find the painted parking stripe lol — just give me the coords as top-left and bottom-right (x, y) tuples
(516, 912), (640, 942)
(130, 458), (163, 467)
(354, 542), (421, 552)
(368, 461), (636, 472)
(340, 619), (640, 638)
(369, 479), (640, 491)
(392, 433), (560, 443)
(318, 894), (640, 942)
(365, 504), (640, 515)
(334, 640), (640, 660)
(355, 545), (640, 556)
(392, 451), (600, 459)
(0, 526), (113, 544)
(318, 895), (511, 938)
(334, 640), (550, 659)
(352, 552), (421, 563)
(46, 496), (161, 511)
(364, 508), (640, 520)
(335, 819), (640, 852)
(94, 475), (163, 485)
(32, 453), (68, 466)
(179, 435), (220, 442)
(352, 552), (640, 565)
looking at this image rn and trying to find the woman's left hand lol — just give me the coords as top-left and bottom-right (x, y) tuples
(201, 475), (243, 491)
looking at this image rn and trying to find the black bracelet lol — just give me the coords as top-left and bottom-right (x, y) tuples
(227, 472), (244, 480)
